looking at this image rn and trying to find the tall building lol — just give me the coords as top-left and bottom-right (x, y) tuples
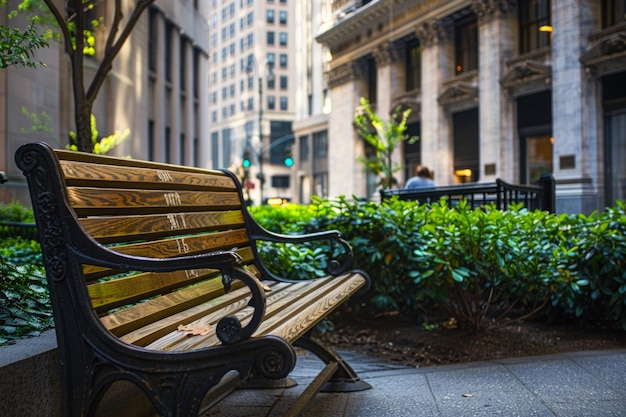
(315, 0), (626, 213)
(207, 0), (296, 205)
(1, 0), (210, 204)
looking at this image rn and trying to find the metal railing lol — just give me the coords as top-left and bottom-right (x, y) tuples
(380, 175), (555, 213)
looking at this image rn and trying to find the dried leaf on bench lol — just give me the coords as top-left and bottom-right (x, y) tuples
(177, 323), (212, 336)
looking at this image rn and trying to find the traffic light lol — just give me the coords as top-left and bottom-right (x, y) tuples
(242, 150), (251, 169)
(283, 146), (293, 167)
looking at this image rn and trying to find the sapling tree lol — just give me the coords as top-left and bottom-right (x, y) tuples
(353, 97), (418, 190)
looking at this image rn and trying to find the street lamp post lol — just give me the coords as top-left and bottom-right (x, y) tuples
(248, 56), (272, 204)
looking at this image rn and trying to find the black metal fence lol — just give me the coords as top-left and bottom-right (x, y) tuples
(0, 221), (38, 240)
(380, 174), (556, 213)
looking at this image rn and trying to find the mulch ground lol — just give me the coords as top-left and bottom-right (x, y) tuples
(315, 309), (626, 368)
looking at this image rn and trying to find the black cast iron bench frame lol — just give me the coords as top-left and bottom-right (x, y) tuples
(16, 142), (371, 417)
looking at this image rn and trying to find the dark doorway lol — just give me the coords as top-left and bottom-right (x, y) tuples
(452, 109), (479, 183)
(517, 91), (553, 184)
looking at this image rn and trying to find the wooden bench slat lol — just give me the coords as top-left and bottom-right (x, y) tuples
(100, 278), (247, 337)
(88, 269), (222, 311)
(59, 160), (237, 191)
(148, 280), (331, 351)
(120, 285), (255, 347)
(79, 210), (246, 243)
(66, 187), (242, 215)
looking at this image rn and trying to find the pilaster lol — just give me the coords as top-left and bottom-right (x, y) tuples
(552, 0), (599, 212)
(473, 0), (516, 181)
(417, 18), (454, 185)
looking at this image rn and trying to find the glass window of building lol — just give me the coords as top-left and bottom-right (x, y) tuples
(299, 135), (309, 161)
(267, 31), (275, 45)
(280, 75), (288, 89)
(313, 131), (328, 158)
(280, 96), (288, 110)
(279, 10), (287, 24)
(267, 76), (275, 89)
(454, 16), (478, 75)
(519, 0), (551, 53)
(405, 39), (421, 91)
(279, 53), (287, 68)
(268, 96), (276, 110)
(267, 10), (275, 24)
(602, 0), (626, 27)
(279, 32), (287, 46)
(267, 52), (276, 66)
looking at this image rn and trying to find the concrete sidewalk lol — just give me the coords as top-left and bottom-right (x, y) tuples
(211, 349), (626, 417)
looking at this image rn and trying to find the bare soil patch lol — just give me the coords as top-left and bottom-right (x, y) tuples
(316, 309), (626, 367)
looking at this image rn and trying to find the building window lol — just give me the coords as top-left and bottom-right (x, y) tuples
(267, 9), (275, 24)
(279, 10), (287, 24)
(279, 53), (287, 68)
(268, 95), (276, 110)
(211, 132), (219, 169)
(519, 0), (551, 54)
(279, 32), (287, 46)
(602, 0), (626, 28)
(165, 23), (174, 82)
(405, 39), (421, 91)
(267, 31), (275, 45)
(455, 16), (478, 75)
(299, 135), (309, 162)
(280, 96), (288, 110)
(148, 9), (158, 72)
(366, 56), (377, 104)
(267, 76), (275, 89)
(313, 130), (328, 158)
(267, 52), (276, 66)
(222, 128), (231, 167)
(280, 75), (288, 89)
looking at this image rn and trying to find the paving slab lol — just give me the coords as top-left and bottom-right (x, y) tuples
(211, 349), (626, 417)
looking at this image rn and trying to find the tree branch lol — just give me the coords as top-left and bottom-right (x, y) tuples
(41, 0), (73, 58)
(86, 0), (156, 103)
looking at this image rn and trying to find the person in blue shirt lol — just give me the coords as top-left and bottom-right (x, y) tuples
(405, 165), (434, 188)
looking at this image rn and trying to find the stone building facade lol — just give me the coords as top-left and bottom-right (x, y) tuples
(315, 0), (626, 213)
(1, 0), (210, 205)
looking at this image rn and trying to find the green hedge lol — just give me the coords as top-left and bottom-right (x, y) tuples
(250, 197), (626, 332)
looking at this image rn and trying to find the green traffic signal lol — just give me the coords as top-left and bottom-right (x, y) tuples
(243, 158), (251, 169)
(284, 157), (293, 167)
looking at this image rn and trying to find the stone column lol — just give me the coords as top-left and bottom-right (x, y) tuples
(416, 18), (454, 185)
(551, 0), (597, 213)
(472, 0), (516, 181)
(372, 42), (404, 185)
(327, 61), (367, 198)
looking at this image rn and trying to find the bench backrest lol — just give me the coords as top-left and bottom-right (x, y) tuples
(16, 143), (261, 347)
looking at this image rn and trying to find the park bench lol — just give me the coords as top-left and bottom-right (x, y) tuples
(15, 142), (371, 417)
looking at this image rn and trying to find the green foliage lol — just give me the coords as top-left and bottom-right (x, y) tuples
(0, 253), (51, 345)
(20, 106), (55, 138)
(0, 200), (35, 222)
(353, 97), (417, 189)
(250, 198), (626, 333)
(0, 16), (48, 68)
(68, 114), (130, 155)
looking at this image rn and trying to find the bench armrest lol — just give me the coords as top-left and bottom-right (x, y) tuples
(246, 219), (354, 280)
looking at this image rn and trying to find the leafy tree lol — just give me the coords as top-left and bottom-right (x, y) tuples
(41, 0), (155, 152)
(353, 97), (417, 190)
(6, 0), (155, 152)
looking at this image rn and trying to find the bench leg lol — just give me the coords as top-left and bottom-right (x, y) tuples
(294, 333), (372, 393)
